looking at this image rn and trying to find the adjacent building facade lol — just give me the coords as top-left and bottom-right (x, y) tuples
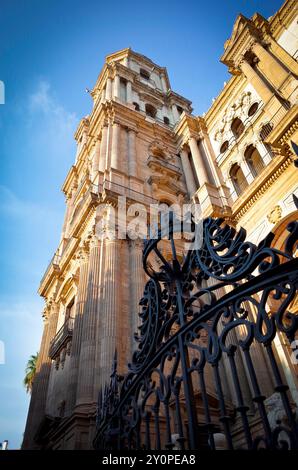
(23, 0), (298, 449)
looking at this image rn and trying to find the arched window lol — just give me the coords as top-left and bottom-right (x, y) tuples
(244, 145), (264, 177)
(140, 68), (150, 80)
(133, 102), (140, 111)
(260, 122), (273, 141)
(120, 77), (127, 102)
(220, 140), (229, 154)
(163, 116), (170, 125)
(231, 117), (245, 139)
(229, 163), (248, 196)
(145, 104), (157, 118)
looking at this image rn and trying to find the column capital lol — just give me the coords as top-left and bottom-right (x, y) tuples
(77, 239), (90, 261)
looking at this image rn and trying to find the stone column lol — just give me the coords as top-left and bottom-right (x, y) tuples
(269, 40), (298, 76)
(113, 74), (121, 100)
(101, 88), (105, 103)
(99, 125), (108, 173)
(98, 239), (122, 389)
(91, 138), (101, 180)
(66, 246), (89, 413)
(128, 129), (137, 177)
(76, 236), (101, 406)
(65, 183), (79, 238)
(252, 42), (289, 88)
(61, 193), (72, 239)
(254, 140), (273, 165)
(126, 81), (133, 104)
(172, 104), (180, 123)
(180, 149), (197, 197)
(22, 301), (59, 449)
(105, 78), (112, 100)
(93, 236), (106, 401)
(129, 240), (145, 351)
(188, 136), (209, 186)
(240, 58), (275, 104)
(111, 122), (120, 171)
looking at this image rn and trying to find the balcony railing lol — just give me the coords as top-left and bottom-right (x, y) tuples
(49, 317), (74, 360)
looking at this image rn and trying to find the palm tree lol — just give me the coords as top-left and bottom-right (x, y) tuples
(23, 353), (38, 394)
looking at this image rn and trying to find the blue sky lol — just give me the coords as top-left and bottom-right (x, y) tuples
(0, 0), (283, 449)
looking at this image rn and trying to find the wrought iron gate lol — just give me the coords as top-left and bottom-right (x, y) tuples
(94, 197), (298, 450)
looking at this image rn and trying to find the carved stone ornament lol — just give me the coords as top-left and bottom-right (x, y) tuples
(214, 91), (253, 143)
(267, 205), (282, 225)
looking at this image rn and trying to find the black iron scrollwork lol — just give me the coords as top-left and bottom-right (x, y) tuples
(94, 152), (298, 451)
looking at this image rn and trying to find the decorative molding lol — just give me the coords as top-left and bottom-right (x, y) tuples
(267, 205), (283, 224)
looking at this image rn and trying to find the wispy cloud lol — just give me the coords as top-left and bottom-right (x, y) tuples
(21, 79), (78, 164)
(27, 80), (77, 135)
(0, 184), (59, 220)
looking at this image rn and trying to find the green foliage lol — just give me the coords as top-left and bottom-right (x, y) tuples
(23, 353), (38, 394)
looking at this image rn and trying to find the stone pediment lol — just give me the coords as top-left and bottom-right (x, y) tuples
(223, 15), (248, 53)
(221, 14), (261, 72)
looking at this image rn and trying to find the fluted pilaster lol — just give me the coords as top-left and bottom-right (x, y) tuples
(129, 240), (145, 352)
(91, 138), (101, 180)
(66, 246), (90, 413)
(22, 301), (59, 448)
(128, 129), (137, 177)
(113, 74), (121, 100)
(105, 78), (112, 100)
(126, 81), (132, 103)
(98, 239), (122, 389)
(99, 125), (108, 173)
(111, 123), (120, 171)
(76, 237), (101, 406)
(188, 136), (209, 186)
(180, 149), (197, 197)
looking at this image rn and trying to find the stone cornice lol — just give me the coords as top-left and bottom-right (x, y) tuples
(74, 117), (90, 142)
(61, 165), (78, 196)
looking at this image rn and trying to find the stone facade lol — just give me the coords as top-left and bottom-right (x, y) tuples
(23, 0), (298, 449)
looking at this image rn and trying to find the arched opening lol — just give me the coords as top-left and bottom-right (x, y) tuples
(140, 68), (150, 80)
(229, 163), (248, 196)
(145, 104), (157, 118)
(260, 122), (273, 141)
(220, 140), (229, 154)
(244, 144), (264, 177)
(231, 117), (245, 139)
(133, 102), (140, 111)
(248, 102), (259, 117)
